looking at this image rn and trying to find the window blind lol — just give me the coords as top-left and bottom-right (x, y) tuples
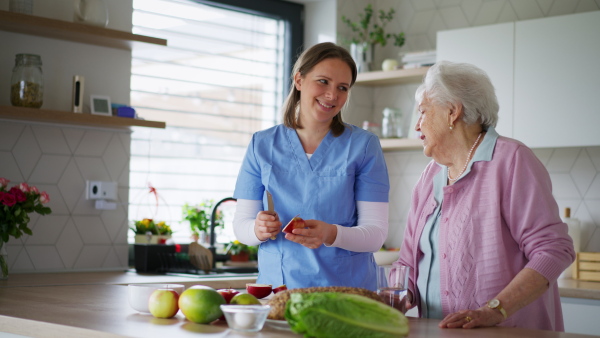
(129, 0), (286, 243)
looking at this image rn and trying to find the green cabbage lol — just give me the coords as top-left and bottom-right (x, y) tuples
(285, 292), (409, 338)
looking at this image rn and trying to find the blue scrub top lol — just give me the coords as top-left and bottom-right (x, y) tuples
(234, 123), (390, 290)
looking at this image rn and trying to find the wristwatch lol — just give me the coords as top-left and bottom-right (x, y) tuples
(487, 298), (507, 319)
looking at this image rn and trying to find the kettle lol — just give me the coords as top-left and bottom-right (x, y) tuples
(74, 0), (108, 27)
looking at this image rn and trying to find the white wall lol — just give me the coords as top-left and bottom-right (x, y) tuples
(0, 0), (134, 272)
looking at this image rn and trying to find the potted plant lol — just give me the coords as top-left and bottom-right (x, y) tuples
(341, 4), (405, 72)
(182, 200), (224, 244)
(130, 218), (173, 244)
(225, 240), (258, 262)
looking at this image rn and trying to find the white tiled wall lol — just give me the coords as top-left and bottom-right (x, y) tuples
(0, 120), (130, 272)
(338, 0), (600, 251)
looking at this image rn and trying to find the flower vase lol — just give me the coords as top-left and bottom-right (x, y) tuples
(350, 42), (373, 73)
(0, 242), (8, 280)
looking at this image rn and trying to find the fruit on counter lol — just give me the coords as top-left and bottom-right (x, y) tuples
(178, 285), (225, 324)
(272, 285), (287, 294)
(246, 283), (272, 299)
(148, 289), (179, 318)
(230, 293), (261, 305)
(282, 216), (305, 234)
(285, 292), (409, 338)
(217, 288), (240, 304)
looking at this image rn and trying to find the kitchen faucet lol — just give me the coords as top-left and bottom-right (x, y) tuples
(209, 197), (236, 268)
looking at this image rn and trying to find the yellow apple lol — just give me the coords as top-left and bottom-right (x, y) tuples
(148, 289), (179, 318)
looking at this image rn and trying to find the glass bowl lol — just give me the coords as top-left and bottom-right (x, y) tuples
(220, 305), (271, 332)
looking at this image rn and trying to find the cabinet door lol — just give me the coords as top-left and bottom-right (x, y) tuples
(437, 23), (514, 137)
(515, 11), (600, 148)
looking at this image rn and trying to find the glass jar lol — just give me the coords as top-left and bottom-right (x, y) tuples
(11, 53), (44, 108)
(382, 108), (403, 138)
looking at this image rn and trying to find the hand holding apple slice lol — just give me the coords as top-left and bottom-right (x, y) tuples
(283, 215), (305, 234)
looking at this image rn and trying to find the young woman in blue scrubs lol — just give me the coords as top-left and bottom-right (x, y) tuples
(232, 42), (390, 291)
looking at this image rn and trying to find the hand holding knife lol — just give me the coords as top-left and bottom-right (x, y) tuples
(266, 191), (278, 240)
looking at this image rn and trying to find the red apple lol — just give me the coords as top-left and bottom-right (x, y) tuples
(246, 283), (272, 299)
(272, 285), (287, 294)
(148, 289), (179, 318)
(217, 288), (240, 304)
(283, 216), (305, 234)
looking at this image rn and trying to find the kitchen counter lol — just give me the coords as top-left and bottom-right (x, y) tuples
(1, 272), (599, 337)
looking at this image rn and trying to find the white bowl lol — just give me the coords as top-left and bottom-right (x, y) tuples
(220, 305), (271, 332)
(373, 250), (400, 266)
(127, 283), (185, 313)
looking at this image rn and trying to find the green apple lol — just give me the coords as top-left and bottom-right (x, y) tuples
(148, 289), (179, 318)
(178, 285), (225, 324)
(230, 293), (261, 305)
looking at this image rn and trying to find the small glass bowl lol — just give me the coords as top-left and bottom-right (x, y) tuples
(220, 305), (271, 332)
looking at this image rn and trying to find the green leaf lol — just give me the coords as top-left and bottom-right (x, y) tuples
(285, 292), (409, 338)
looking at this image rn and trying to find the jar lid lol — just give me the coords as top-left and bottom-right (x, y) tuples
(15, 54), (42, 64)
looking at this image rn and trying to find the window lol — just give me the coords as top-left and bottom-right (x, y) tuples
(129, 0), (302, 244)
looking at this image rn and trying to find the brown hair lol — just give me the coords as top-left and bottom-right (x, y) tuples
(282, 42), (357, 137)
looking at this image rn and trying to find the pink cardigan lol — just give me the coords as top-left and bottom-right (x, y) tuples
(397, 135), (575, 331)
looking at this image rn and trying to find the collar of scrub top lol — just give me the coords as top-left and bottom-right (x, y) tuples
(285, 125), (341, 171)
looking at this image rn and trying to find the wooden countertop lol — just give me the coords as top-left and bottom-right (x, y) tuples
(0, 272), (599, 337)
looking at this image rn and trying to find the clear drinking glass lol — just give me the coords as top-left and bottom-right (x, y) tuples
(377, 264), (410, 312)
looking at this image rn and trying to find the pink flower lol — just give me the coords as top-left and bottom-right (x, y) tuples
(8, 187), (26, 203)
(30, 186), (39, 194)
(0, 178), (9, 189)
(18, 182), (30, 193)
(40, 191), (50, 204)
(1, 192), (16, 207)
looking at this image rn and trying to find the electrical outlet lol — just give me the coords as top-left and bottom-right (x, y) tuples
(86, 181), (117, 200)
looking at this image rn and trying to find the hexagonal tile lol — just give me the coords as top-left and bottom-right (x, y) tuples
(26, 246), (64, 270)
(102, 134), (130, 182)
(72, 215), (111, 244)
(571, 150), (597, 197)
(29, 154), (71, 184)
(62, 127), (85, 153)
(10, 247), (34, 272)
(73, 245), (111, 269)
(0, 151), (24, 182)
(12, 126), (42, 180)
(74, 130), (112, 157)
(58, 159), (85, 212)
(31, 125), (71, 155)
(56, 219), (84, 268)
(0, 122), (24, 151)
(101, 206), (127, 242)
(25, 215), (69, 245)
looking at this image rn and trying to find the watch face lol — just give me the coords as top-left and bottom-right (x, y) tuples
(488, 299), (500, 308)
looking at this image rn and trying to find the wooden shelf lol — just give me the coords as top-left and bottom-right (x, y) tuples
(379, 138), (423, 151)
(0, 105), (166, 129)
(0, 10), (166, 50)
(356, 67), (430, 86)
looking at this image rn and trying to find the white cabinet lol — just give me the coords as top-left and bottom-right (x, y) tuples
(437, 11), (600, 148)
(437, 23), (514, 138)
(514, 11), (600, 148)
(561, 297), (600, 335)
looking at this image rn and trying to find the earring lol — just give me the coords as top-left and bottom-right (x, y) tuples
(449, 123), (453, 130)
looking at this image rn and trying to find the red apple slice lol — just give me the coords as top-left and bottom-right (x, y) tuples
(246, 283), (272, 299)
(283, 215), (305, 234)
(272, 284), (287, 294)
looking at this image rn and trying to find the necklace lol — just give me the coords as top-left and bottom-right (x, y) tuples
(448, 132), (482, 182)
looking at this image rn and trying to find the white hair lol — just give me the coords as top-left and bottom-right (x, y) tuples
(415, 60), (499, 128)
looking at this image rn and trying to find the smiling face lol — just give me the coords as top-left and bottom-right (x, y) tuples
(294, 58), (352, 127)
(415, 95), (453, 161)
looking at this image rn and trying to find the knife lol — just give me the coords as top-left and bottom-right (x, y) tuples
(266, 191), (277, 240)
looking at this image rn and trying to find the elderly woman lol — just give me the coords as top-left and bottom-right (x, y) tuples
(396, 61), (575, 331)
